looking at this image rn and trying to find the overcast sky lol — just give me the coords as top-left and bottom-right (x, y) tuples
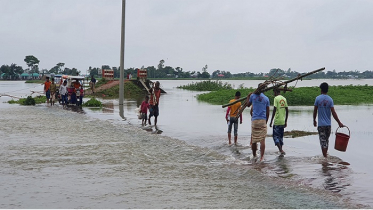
(1, 0), (372, 74)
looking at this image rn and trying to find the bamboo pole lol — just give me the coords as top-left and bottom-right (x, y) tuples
(222, 67), (325, 108)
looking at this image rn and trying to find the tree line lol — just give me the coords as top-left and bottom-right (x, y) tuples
(1, 56), (373, 80)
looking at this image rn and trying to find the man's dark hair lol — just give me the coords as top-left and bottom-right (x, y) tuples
(235, 91), (241, 97)
(320, 82), (329, 93)
(273, 88), (280, 94)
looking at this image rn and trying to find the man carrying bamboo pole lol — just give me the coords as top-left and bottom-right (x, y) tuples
(246, 84), (270, 161)
(225, 91), (243, 145)
(149, 81), (161, 127)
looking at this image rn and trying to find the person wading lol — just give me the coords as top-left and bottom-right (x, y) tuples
(44, 77), (51, 106)
(225, 91), (243, 145)
(246, 84), (270, 161)
(269, 88), (288, 155)
(313, 82), (344, 158)
(148, 81), (161, 127)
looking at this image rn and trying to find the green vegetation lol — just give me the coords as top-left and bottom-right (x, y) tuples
(94, 81), (144, 98)
(25, 80), (44, 83)
(197, 88), (254, 105)
(197, 85), (373, 106)
(8, 95), (46, 105)
(177, 80), (233, 91)
(83, 97), (102, 107)
(94, 77), (107, 88)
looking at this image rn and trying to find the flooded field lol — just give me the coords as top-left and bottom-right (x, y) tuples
(0, 79), (372, 208)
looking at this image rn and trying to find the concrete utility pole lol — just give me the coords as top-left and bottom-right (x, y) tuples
(119, 0), (126, 119)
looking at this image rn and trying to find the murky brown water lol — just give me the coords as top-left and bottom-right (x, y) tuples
(0, 80), (372, 208)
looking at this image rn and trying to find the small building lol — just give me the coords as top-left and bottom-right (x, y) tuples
(101, 69), (114, 80)
(21, 73), (30, 80)
(31, 73), (39, 80)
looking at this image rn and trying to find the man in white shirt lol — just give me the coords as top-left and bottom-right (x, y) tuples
(59, 80), (68, 107)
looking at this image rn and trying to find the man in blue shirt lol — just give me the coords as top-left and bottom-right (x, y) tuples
(246, 85), (270, 161)
(313, 82), (344, 158)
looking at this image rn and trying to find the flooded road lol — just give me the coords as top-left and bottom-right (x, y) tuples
(0, 80), (372, 208)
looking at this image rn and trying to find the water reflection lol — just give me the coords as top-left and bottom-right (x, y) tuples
(64, 105), (85, 114)
(274, 156), (294, 178)
(103, 101), (114, 113)
(320, 159), (351, 193)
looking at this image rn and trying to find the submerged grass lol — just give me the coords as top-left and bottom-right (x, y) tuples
(177, 80), (233, 91)
(83, 97), (102, 107)
(197, 85), (373, 106)
(25, 80), (44, 84)
(8, 95), (46, 105)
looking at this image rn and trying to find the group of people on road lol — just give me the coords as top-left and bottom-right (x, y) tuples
(140, 81), (161, 127)
(44, 76), (92, 107)
(226, 82), (344, 161)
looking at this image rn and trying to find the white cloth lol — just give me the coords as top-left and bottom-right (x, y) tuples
(59, 85), (67, 95)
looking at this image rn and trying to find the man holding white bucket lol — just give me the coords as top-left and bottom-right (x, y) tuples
(313, 82), (344, 158)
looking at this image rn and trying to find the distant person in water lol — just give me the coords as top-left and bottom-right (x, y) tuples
(50, 78), (57, 106)
(44, 77), (51, 105)
(246, 83), (270, 161)
(225, 91), (242, 145)
(140, 95), (150, 126)
(148, 81), (161, 127)
(313, 82), (344, 158)
(269, 88), (288, 155)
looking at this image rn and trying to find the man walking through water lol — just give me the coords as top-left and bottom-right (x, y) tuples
(313, 82), (344, 158)
(269, 88), (288, 155)
(225, 91), (243, 145)
(246, 84), (270, 161)
(44, 77), (51, 105)
(149, 81), (161, 127)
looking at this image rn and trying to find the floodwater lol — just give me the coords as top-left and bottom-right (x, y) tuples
(0, 79), (372, 208)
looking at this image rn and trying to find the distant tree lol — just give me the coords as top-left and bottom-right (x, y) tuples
(212, 70), (221, 78)
(112, 67), (119, 78)
(202, 64), (208, 72)
(200, 65), (210, 78)
(12, 63), (24, 75)
(0, 64), (23, 80)
(24, 55), (40, 73)
(158, 59), (165, 71)
(146, 66), (156, 78)
(89, 67), (99, 77)
(0, 65), (11, 79)
(71, 68), (80, 76)
(268, 68), (285, 77)
(56, 63), (65, 74)
(29, 65), (40, 74)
